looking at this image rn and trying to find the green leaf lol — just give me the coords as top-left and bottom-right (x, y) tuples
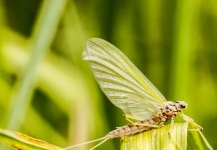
(121, 123), (188, 150)
(0, 129), (62, 150)
(188, 129), (213, 150)
(121, 123), (213, 150)
(6, 0), (67, 131)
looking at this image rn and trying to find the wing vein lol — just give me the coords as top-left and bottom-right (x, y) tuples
(83, 38), (166, 120)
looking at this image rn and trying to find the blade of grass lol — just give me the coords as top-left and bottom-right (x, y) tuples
(188, 129), (213, 150)
(170, 0), (201, 98)
(6, 0), (67, 130)
(0, 129), (62, 150)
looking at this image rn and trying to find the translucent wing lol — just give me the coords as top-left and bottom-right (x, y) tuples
(83, 38), (166, 120)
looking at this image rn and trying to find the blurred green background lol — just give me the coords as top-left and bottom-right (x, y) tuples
(0, 0), (216, 149)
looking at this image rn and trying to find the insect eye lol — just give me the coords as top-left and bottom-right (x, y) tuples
(181, 103), (186, 108)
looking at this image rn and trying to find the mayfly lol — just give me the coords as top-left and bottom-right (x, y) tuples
(64, 38), (203, 150)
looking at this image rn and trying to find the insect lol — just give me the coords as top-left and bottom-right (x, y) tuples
(64, 38), (202, 150)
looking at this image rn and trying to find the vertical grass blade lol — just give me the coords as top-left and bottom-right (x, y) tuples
(6, 0), (67, 130)
(170, 0), (201, 98)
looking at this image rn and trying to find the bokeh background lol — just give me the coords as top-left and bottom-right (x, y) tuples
(0, 0), (216, 149)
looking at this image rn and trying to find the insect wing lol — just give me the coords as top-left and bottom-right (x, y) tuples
(83, 38), (166, 120)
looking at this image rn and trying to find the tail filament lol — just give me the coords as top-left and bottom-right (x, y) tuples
(63, 136), (108, 150)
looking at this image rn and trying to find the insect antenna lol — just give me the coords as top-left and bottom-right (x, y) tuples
(63, 136), (108, 150)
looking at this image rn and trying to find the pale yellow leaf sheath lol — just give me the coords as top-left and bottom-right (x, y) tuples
(121, 123), (188, 150)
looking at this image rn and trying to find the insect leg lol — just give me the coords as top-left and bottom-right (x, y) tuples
(181, 113), (203, 130)
(168, 118), (174, 135)
(125, 118), (134, 124)
(168, 118), (182, 150)
(124, 114), (141, 122)
(133, 123), (161, 128)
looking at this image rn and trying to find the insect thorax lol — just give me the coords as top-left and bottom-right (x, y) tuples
(160, 101), (187, 122)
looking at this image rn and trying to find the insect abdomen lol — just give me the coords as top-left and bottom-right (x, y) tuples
(106, 120), (157, 139)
